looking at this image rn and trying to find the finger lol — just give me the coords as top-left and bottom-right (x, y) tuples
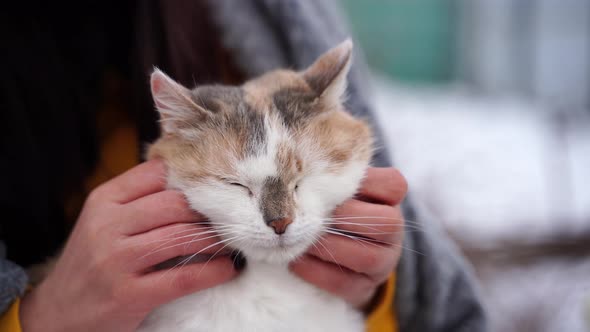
(357, 168), (408, 206)
(309, 234), (400, 282)
(93, 159), (168, 204)
(121, 190), (204, 235)
(127, 223), (230, 271)
(290, 254), (374, 308)
(139, 256), (237, 306)
(332, 199), (404, 243)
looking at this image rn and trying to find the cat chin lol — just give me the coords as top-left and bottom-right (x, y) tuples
(238, 242), (310, 265)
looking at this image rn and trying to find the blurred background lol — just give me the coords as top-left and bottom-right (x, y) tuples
(338, 1), (590, 331)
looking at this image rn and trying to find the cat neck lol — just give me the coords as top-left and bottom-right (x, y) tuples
(242, 259), (292, 281)
(245, 257), (290, 269)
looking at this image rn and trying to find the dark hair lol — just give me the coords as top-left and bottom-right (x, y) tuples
(0, 0), (244, 266)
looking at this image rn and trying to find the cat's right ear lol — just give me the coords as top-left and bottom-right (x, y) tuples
(302, 39), (353, 105)
(150, 68), (211, 134)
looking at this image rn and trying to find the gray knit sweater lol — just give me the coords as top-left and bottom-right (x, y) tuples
(0, 1), (488, 331)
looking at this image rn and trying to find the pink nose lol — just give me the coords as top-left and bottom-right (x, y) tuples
(268, 218), (293, 235)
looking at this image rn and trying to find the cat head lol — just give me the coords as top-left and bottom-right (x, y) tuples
(147, 39), (374, 264)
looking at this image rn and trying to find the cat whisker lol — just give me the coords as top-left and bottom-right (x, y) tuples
(145, 229), (236, 253)
(329, 219), (423, 228)
(329, 216), (405, 220)
(324, 226), (419, 236)
(315, 238), (345, 273)
(139, 231), (242, 261)
(328, 216), (424, 226)
(324, 229), (425, 256)
(324, 229), (393, 245)
(158, 222), (200, 230)
(230, 248), (241, 267)
(161, 235), (242, 284)
(323, 221), (423, 233)
(327, 223), (386, 235)
(142, 223), (240, 247)
(183, 234), (201, 252)
(178, 227), (246, 251)
(143, 224), (247, 250)
(143, 228), (223, 246)
(310, 241), (321, 254)
(141, 233), (223, 259)
(196, 237), (244, 279)
(324, 219), (423, 230)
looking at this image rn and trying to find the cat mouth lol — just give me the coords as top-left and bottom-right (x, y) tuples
(265, 234), (304, 249)
(245, 238), (298, 251)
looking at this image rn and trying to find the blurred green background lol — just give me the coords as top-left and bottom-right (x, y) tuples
(340, 0), (456, 84)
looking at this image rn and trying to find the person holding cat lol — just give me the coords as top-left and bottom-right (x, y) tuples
(0, 1), (488, 332)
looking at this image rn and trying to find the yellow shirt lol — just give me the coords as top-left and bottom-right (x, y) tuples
(0, 299), (22, 332)
(0, 102), (398, 332)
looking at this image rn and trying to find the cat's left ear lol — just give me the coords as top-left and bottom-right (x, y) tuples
(302, 39), (353, 104)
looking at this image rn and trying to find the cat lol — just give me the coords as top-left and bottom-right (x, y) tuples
(138, 39), (374, 332)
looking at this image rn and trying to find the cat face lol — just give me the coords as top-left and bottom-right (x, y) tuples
(147, 40), (373, 264)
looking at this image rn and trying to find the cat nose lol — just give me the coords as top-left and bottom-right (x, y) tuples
(267, 218), (293, 235)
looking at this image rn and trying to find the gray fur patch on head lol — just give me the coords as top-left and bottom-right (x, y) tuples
(230, 102), (267, 156)
(260, 176), (293, 224)
(272, 87), (318, 128)
(189, 86), (267, 157)
(191, 85), (243, 114)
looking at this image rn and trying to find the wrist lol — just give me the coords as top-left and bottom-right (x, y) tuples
(20, 287), (44, 332)
(20, 284), (60, 332)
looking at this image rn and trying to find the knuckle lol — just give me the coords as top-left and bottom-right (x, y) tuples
(160, 190), (192, 218)
(374, 252), (397, 281)
(169, 192), (190, 212)
(331, 273), (350, 295)
(360, 248), (393, 278)
(90, 247), (113, 271)
(216, 263), (235, 281)
(395, 170), (409, 195)
(87, 185), (107, 205)
(380, 206), (404, 231)
(381, 168), (395, 186)
(109, 279), (136, 309)
(384, 168), (408, 203)
(172, 270), (200, 294)
(359, 250), (380, 274)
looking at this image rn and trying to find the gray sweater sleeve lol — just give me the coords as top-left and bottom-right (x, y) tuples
(0, 242), (28, 314)
(395, 200), (488, 332)
(207, 1), (489, 331)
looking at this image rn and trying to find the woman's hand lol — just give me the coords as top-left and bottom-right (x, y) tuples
(290, 168), (407, 309)
(20, 160), (238, 332)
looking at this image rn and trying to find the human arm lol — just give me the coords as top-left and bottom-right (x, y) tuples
(18, 160), (238, 332)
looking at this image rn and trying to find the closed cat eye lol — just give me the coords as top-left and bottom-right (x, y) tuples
(219, 177), (246, 188)
(229, 182), (253, 196)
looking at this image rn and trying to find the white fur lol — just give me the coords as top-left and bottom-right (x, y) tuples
(138, 114), (367, 332)
(138, 260), (363, 332)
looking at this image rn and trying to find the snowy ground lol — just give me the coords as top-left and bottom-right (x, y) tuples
(370, 74), (590, 332)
